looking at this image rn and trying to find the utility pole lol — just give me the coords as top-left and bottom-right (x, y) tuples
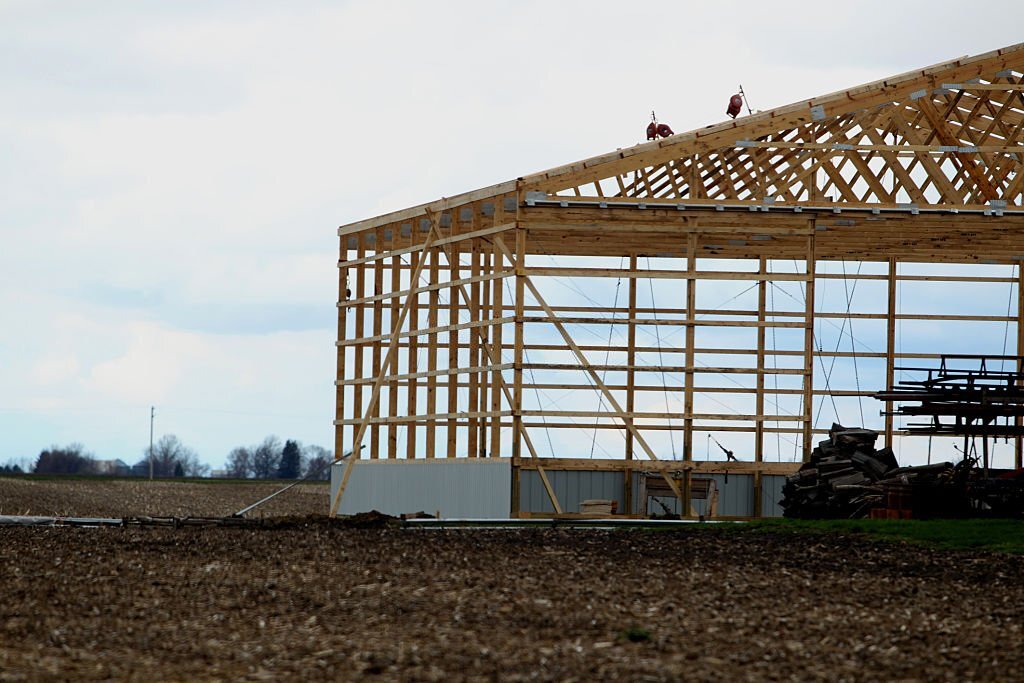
(149, 406), (155, 481)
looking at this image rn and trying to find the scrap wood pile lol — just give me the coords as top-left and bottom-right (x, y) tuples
(781, 424), (961, 519)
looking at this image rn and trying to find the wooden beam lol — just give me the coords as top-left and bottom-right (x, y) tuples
(755, 256), (767, 471)
(388, 252), (400, 459)
(371, 227), (384, 459)
(885, 257), (898, 447)
(625, 254), (637, 513)
(330, 219), (440, 516)
(512, 223), (525, 514)
(426, 245), (439, 458)
(802, 227), (816, 461)
(684, 232), (697, 461)
(351, 236), (366, 456)
(1018, 263), (1024, 469)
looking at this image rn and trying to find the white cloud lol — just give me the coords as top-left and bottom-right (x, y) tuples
(1, 0), (1020, 467)
(32, 354), (81, 385)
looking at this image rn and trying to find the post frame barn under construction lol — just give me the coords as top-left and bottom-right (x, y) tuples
(331, 43), (1024, 519)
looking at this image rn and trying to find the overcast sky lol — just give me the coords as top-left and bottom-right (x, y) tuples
(1, 1), (1020, 470)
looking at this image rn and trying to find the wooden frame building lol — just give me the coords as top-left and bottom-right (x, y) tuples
(331, 44), (1024, 518)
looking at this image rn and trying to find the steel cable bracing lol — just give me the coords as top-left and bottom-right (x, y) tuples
(500, 277), (617, 459)
(535, 263), (806, 450)
(646, 256), (677, 459)
(768, 277), (782, 460)
(840, 260), (865, 426)
(397, 248), (811, 459)
(994, 264), (1017, 462)
(400, 249), (616, 459)
(776, 277), (837, 447)
(550, 268), (801, 423)
(590, 258), (623, 458)
(771, 278), (869, 428)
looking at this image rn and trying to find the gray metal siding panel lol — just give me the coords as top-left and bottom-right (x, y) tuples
(761, 475), (787, 517)
(330, 460), (511, 518)
(521, 470), (625, 513)
(709, 474), (754, 517)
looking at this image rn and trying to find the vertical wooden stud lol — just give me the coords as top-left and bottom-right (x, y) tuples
(371, 227), (384, 459)
(388, 251), (400, 459)
(491, 236), (504, 459)
(447, 214), (460, 458)
(802, 226), (817, 462)
(885, 257), (897, 448)
(467, 236), (480, 458)
(684, 232), (698, 460)
(427, 242), (439, 458)
(511, 210), (526, 516)
(625, 254), (638, 514)
(352, 235), (366, 453)
(406, 247), (419, 460)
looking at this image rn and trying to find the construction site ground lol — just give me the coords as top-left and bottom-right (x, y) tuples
(1, 478), (1023, 681)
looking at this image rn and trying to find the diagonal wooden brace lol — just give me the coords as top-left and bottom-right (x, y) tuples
(330, 215), (440, 516)
(492, 236), (685, 504)
(916, 96), (1001, 202)
(434, 232), (562, 513)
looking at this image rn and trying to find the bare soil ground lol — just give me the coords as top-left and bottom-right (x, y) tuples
(0, 478), (328, 518)
(1, 523), (1023, 680)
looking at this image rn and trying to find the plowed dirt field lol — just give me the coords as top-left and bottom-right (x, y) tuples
(2, 494), (1023, 681)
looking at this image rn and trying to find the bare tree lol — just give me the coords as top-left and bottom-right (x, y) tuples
(251, 436), (281, 479)
(302, 444), (333, 481)
(144, 434), (208, 478)
(224, 446), (253, 479)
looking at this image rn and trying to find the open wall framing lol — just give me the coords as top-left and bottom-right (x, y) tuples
(332, 43), (1024, 517)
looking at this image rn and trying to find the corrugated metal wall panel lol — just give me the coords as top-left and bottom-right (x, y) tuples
(521, 471), (760, 517)
(708, 474), (754, 517)
(635, 473), (754, 517)
(521, 470), (625, 514)
(761, 475), (787, 517)
(330, 460), (511, 518)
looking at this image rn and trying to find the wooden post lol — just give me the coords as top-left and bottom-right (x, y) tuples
(885, 257), (897, 448)
(479, 246), (490, 456)
(802, 226), (816, 462)
(335, 254), (348, 459)
(491, 238), (504, 459)
(511, 216), (526, 515)
(467, 236), (480, 458)
(684, 232), (698, 460)
(352, 235), (366, 453)
(682, 469), (692, 519)
(1017, 263), (1024, 469)
(406, 247), (419, 460)
(447, 215), (459, 458)
(371, 227), (384, 459)
(426, 242), (439, 458)
(754, 256), (767, 517)
(388, 251), (400, 459)
(625, 254), (637, 514)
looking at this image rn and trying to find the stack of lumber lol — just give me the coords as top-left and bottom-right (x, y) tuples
(579, 499), (617, 515)
(781, 424), (967, 519)
(781, 424), (899, 519)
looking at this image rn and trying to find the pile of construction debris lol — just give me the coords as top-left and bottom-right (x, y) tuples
(780, 424), (963, 519)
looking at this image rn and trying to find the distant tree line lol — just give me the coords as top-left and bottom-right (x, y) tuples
(14, 435), (334, 479)
(32, 443), (96, 474)
(223, 437), (333, 480)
